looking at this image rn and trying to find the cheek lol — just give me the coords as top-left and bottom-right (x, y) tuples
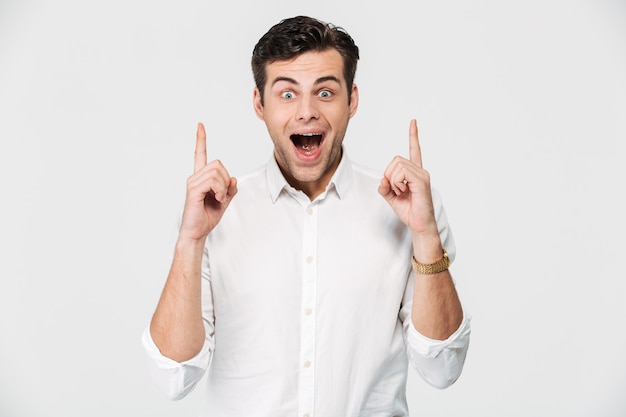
(264, 110), (289, 130)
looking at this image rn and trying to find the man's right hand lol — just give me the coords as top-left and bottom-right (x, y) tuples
(179, 122), (238, 241)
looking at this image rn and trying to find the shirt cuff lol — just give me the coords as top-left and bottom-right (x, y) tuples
(406, 313), (471, 388)
(407, 312), (471, 358)
(141, 326), (211, 399)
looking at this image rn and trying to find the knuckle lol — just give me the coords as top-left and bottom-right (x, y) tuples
(209, 159), (224, 168)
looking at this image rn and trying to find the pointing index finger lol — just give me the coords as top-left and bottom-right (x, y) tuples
(409, 119), (423, 168)
(194, 122), (207, 173)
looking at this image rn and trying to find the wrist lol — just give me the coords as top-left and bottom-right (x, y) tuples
(411, 231), (443, 264)
(175, 234), (207, 253)
(411, 248), (450, 275)
(177, 221), (210, 244)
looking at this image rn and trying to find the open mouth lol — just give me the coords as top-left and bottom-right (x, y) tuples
(290, 133), (324, 153)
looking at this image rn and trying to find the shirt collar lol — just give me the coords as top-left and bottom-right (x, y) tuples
(266, 148), (353, 203)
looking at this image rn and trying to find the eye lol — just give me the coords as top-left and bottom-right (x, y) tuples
(318, 90), (333, 99)
(281, 91), (295, 100)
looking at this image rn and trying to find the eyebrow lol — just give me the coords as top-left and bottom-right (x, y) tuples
(271, 75), (342, 87)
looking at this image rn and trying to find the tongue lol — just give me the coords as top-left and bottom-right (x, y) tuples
(293, 135), (321, 152)
(299, 137), (318, 151)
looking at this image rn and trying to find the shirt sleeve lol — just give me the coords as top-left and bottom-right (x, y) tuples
(141, 326), (212, 400)
(404, 312), (471, 389)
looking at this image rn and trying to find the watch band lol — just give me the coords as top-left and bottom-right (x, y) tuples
(411, 249), (450, 275)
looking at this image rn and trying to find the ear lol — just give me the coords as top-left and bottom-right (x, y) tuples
(253, 87), (264, 120)
(349, 83), (359, 118)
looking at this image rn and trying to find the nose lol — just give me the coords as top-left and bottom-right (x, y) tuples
(296, 95), (319, 121)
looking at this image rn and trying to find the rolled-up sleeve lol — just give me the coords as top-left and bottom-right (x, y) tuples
(141, 326), (212, 400)
(405, 313), (471, 389)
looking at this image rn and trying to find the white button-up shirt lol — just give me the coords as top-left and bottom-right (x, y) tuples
(142, 152), (471, 417)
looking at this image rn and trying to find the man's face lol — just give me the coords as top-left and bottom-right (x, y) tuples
(253, 49), (359, 199)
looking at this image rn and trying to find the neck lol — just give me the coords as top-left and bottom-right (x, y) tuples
(278, 156), (341, 201)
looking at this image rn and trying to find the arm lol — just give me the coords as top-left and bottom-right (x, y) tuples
(150, 122), (237, 362)
(379, 120), (470, 386)
(409, 236), (463, 340)
(379, 120), (463, 338)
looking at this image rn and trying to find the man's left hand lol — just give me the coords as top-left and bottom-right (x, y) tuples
(378, 119), (439, 240)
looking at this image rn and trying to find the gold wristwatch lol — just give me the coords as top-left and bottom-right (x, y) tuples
(411, 249), (450, 275)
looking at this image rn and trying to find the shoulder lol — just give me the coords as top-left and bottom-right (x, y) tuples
(351, 161), (383, 181)
(348, 160), (384, 192)
(341, 160), (390, 211)
(231, 164), (267, 198)
(234, 164), (266, 186)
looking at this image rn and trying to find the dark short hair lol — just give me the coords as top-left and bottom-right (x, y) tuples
(251, 16), (360, 104)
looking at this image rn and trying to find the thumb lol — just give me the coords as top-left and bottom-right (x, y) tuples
(378, 177), (394, 204)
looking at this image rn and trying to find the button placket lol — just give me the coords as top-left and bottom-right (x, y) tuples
(298, 202), (318, 417)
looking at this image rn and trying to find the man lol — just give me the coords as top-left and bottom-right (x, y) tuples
(143, 15), (470, 416)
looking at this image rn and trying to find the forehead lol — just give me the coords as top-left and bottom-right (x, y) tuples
(265, 49), (345, 86)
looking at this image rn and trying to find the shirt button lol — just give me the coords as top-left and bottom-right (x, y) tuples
(305, 308), (312, 316)
(305, 256), (313, 263)
(303, 414), (310, 417)
(306, 207), (313, 215)
(304, 360), (311, 368)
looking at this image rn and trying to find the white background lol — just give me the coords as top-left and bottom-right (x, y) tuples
(1, 0), (625, 416)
